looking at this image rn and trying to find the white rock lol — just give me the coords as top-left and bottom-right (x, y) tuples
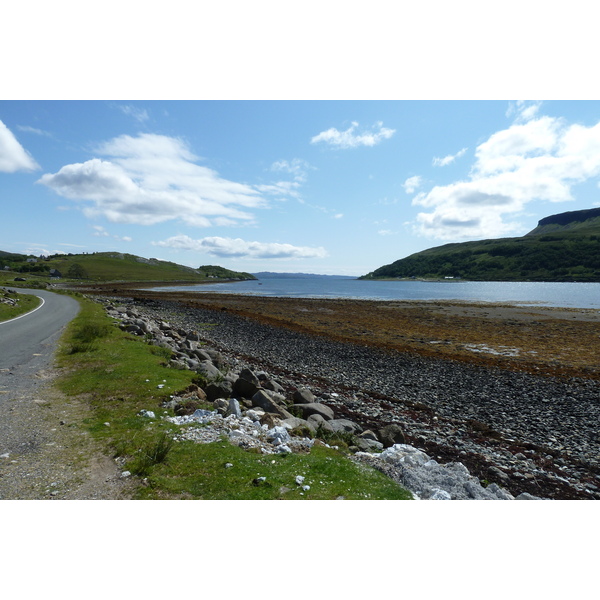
(295, 475), (305, 485)
(429, 488), (452, 500)
(245, 409), (264, 422)
(267, 426), (291, 446)
(227, 398), (242, 418)
(192, 409), (214, 420)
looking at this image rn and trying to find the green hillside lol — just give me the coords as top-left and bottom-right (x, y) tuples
(1, 251), (256, 284)
(361, 208), (600, 282)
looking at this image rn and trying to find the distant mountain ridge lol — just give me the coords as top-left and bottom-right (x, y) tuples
(253, 271), (355, 279)
(361, 207), (600, 282)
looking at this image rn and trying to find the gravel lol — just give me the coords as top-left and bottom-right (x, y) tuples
(0, 330), (135, 500)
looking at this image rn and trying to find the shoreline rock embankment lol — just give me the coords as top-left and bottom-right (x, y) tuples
(98, 294), (600, 500)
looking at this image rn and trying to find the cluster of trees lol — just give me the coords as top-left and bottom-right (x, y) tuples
(11, 262), (51, 274)
(197, 265), (256, 280)
(66, 263), (89, 279)
(2, 253), (89, 279)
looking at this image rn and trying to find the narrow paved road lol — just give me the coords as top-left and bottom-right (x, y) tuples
(0, 287), (80, 370)
(1, 288), (133, 499)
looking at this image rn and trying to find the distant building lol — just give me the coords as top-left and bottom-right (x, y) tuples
(49, 268), (62, 278)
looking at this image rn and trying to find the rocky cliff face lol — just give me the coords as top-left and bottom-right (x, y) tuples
(527, 207), (600, 235)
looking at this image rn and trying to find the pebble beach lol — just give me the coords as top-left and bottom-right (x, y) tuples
(80, 282), (600, 500)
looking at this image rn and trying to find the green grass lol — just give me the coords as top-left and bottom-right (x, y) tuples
(55, 296), (412, 500)
(56, 299), (199, 410)
(0, 291), (42, 322)
(136, 439), (411, 500)
(1, 251), (255, 283)
(0, 271), (53, 289)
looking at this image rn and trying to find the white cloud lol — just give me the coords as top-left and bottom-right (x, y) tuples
(17, 125), (51, 137)
(377, 197), (399, 206)
(270, 158), (310, 182)
(413, 112), (600, 240)
(0, 120), (39, 172)
(432, 147), (467, 167)
(255, 180), (302, 200)
(92, 225), (132, 242)
(403, 175), (422, 194)
(118, 104), (150, 123)
(506, 100), (542, 122)
(311, 121), (395, 149)
(255, 159), (313, 201)
(93, 225), (110, 237)
(154, 235), (328, 259)
(37, 133), (265, 227)
(473, 116), (560, 175)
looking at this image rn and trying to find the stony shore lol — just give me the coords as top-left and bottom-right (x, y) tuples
(79, 283), (600, 500)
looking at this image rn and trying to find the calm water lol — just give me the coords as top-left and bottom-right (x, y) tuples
(151, 278), (600, 309)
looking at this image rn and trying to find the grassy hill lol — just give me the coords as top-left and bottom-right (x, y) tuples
(361, 208), (600, 282)
(1, 251), (256, 284)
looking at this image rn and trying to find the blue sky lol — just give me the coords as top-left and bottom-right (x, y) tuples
(2, 100), (600, 276)
(2, 3), (599, 277)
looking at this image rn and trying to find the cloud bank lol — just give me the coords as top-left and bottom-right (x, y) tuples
(413, 107), (600, 240)
(154, 235), (328, 259)
(311, 121), (395, 149)
(37, 133), (265, 227)
(0, 120), (39, 172)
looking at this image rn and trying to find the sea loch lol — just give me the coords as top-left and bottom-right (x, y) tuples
(152, 278), (600, 309)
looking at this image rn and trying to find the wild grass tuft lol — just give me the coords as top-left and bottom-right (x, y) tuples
(315, 424), (357, 451)
(68, 321), (111, 353)
(128, 432), (175, 476)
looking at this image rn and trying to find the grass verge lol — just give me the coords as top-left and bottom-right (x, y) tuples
(56, 295), (412, 500)
(0, 290), (42, 322)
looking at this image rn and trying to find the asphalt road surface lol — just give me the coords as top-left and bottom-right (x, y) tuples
(0, 287), (80, 371)
(0, 288), (130, 500)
